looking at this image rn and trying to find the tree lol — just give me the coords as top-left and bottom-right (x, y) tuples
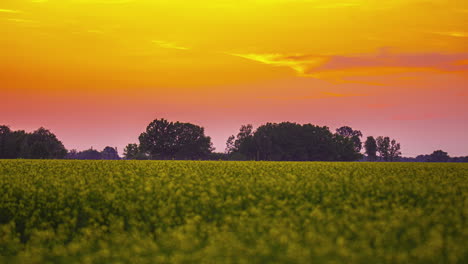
(0, 126), (29, 159)
(376, 136), (401, 161)
(20, 127), (67, 159)
(232, 122), (362, 161)
(333, 134), (363, 161)
(139, 118), (213, 160)
(0, 125), (12, 158)
(376, 136), (389, 161)
(336, 126), (363, 152)
(123, 143), (147, 160)
(234, 124), (256, 160)
(364, 136), (377, 161)
(388, 139), (401, 162)
(225, 135), (236, 154)
(75, 148), (102, 160)
(101, 146), (120, 160)
(224, 125), (256, 160)
(65, 147), (121, 160)
(427, 150), (450, 162)
(66, 149), (79, 159)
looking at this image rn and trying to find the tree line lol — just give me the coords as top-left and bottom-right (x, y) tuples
(0, 125), (120, 160)
(65, 147), (120, 160)
(1, 120), (467, 162)
(0, 126), (67, 159)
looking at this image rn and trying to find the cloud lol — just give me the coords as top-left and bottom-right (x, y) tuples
(0, 9), (22, 13)
(151, 40), (189, 50)
(229, 53), (328, 76)
(230, 49), (468, 84)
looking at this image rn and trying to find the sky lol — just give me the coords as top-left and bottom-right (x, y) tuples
(1, 0), (467, 157)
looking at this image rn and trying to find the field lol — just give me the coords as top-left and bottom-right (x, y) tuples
(0, 160), (467, 263)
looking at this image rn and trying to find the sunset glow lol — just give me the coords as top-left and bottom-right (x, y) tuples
(2, 0), (468, 156)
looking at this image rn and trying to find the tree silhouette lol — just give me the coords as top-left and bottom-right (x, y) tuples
(123, 144), (148, 160)
(427, 150), (450, 162)
(364, 136), (377, 161)
(225, 135), (235, 154)
(230, 122), (361, 161)
(0, 126), (67, 159)
(0, 126), (12, 158)
(139, 118), (213, 160)
(388, 139), (401, 162)
(376, 136), (401, 161)
(336, 126), (363, 152)
(101, 146), (120, 160)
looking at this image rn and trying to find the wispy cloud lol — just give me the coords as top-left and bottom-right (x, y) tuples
(229, 53), (328, 76)
(0, 9), (22, 13)
(229, 49), (468, 84)
(151, 40), (189, 50)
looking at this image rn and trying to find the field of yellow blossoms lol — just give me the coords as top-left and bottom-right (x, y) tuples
(0, 160), (467, 263)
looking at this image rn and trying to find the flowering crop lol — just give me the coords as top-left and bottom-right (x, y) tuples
(0, 160), (467, 263)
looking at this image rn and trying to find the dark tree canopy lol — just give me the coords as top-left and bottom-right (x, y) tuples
(101, 146), (120, 160)
(70, 149), (102, 160)
(0, 126), (16, 159)
(376, 136), (401, 162)
(138, 118), (213, 160)
(66, 147), (121, 160)
(364, 136), (377, 161)
(229, 122), (362, 161)
(427, 150), (450, 162)
(407, 151), (467, 163)
(225, 135), (235, 154)
(123, 144), (148, 160)
(0, 126), (67, 159)
(336, 126), (363, 152)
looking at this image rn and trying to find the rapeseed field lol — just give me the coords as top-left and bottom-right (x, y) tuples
(0, 160), (467, 263)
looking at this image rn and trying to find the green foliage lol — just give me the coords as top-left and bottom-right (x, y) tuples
(0, 160), (467, 263)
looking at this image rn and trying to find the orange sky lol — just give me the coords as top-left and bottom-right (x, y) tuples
(1, 0), (468, 156)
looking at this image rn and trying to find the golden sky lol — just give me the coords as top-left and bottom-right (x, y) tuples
(1, 0), (468, 155)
